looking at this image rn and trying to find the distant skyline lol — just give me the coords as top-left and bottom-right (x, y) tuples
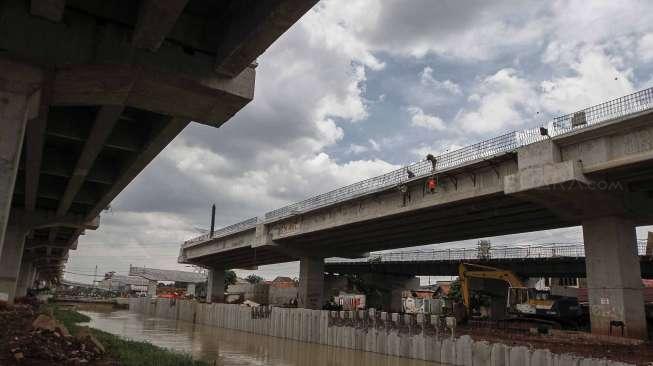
(65, 0), (653, 283)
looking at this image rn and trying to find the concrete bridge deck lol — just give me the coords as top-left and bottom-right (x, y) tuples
(0, 0), (317, 302)
(181, 87), (653, 338)
(324, 243), (653, 278)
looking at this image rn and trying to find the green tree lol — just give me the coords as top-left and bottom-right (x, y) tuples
(224, 270), (237, 290)
(447, 279), (462, 302)
(245, 274), (264, 284)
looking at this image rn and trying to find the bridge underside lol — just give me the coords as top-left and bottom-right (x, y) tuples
(0, 0), (317, 302)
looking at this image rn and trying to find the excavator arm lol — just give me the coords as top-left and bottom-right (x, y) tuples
(457, 263), (526, 311)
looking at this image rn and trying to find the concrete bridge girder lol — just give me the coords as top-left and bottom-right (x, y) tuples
(0, 0), (318, 300)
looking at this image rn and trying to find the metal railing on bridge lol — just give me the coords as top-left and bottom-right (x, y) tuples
(185, 87), (653, 246)
(182, 217), (258, 247)
(325, 242), (649, 264)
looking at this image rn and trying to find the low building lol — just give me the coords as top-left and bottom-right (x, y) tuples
(97, 274), (149, 295)
(269, 277), (298, 306)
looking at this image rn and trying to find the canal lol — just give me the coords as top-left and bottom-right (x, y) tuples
(79, 306), (444, 366)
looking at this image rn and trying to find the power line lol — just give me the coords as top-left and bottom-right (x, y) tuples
(62, 270), (106, 277)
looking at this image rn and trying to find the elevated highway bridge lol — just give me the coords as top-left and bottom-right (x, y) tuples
(180, 87), (653, 338)
(0, 0), (318, 303)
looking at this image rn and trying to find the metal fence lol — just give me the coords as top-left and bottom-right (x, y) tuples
(182, 217), (258, 247)
(187, 87), (653, 245)
(325, 242), (649, 264)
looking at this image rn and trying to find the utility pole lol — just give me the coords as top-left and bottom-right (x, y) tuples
(210, 204), (216, 237)
(93, 265), (98, 288)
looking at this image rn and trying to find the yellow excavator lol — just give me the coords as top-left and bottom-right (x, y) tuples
(458, 263), (582, 326)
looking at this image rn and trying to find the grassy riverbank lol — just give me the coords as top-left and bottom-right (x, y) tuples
(49, 305), (209, 366)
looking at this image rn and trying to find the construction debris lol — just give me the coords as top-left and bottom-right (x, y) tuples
(0, 303), (105, 365)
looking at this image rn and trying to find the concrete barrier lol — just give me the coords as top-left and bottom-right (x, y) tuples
(128, 298), (635, 366)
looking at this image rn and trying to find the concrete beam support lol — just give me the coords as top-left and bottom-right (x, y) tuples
(30, 0), (66, 22)
(132, 0), (189, 51)
(0, 225), (27, 303)
(186, 283), (196, 297)
(298, 257), (324, 310)
(213, 0), (319, 77)
(147, 280), (157, 298)
(0, 59), (42, 254)
(582, 216), (648, 339)
(57, 105), (123, 216)
(206, 269), (225, 303)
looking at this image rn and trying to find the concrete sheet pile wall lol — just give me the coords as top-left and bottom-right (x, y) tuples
(128, 298), (633, 366)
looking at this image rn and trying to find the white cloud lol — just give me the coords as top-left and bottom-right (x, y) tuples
(540, 47), (635, 114)
(407, 106), (446, 130)
(638, 33), (653, 62)
(368, 139), (381, 152)
(315, 65), (369, 123)
(547, 1), (653, 52)
(346, 139), (382, 155)
(420, 67), (462, 95)
(312, 0), (549, 61)
(304, 0), (385, 70)
(347, 143), (368, 154)
(456, 69), (538, 134)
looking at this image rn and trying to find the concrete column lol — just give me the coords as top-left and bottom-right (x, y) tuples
(0, 225), (27, 303)
(206, 269), (225, 303)
(0, 60), (41, 254)
(582, 216), (648, 339)
(187, 283), (196, 297)
(298, 257), (324, 309)
(147, 280), (157, 298)
(30, 269), (39, 289)
(15, 261), (34, 298)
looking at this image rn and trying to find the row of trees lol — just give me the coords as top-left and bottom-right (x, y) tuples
(222, 270), (264, 290)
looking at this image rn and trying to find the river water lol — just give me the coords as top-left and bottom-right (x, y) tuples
(79, 306), (443, 366)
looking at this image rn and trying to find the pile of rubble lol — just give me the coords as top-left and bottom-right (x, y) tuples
(0, 302), (106, 365)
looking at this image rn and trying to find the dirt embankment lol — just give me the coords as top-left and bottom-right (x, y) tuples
(0, 300), (109, 365)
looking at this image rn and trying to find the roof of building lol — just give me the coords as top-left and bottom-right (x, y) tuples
(272, 276), (294, 283)
(129, 266), (207, 283)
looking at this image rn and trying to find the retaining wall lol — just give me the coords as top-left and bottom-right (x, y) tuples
(129, 298), (634, 366)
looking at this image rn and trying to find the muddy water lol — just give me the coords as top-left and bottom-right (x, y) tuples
(79, 306), (443, 366)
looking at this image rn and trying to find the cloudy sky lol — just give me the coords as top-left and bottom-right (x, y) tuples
(64, 0), (653, 283)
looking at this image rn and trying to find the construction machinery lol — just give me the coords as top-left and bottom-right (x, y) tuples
(458, 263), (582, 327)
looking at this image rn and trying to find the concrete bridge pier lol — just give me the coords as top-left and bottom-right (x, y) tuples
(15, 260), (35, 298)
(507, 139), (651, 338)
(207, 268), (225, 303)
(299, 257), (324, 309)
(582, 216), (647, 339)
(0, 60), (41, 255)
(147, 280), (157, 298)
(0, 225), (27, 303)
